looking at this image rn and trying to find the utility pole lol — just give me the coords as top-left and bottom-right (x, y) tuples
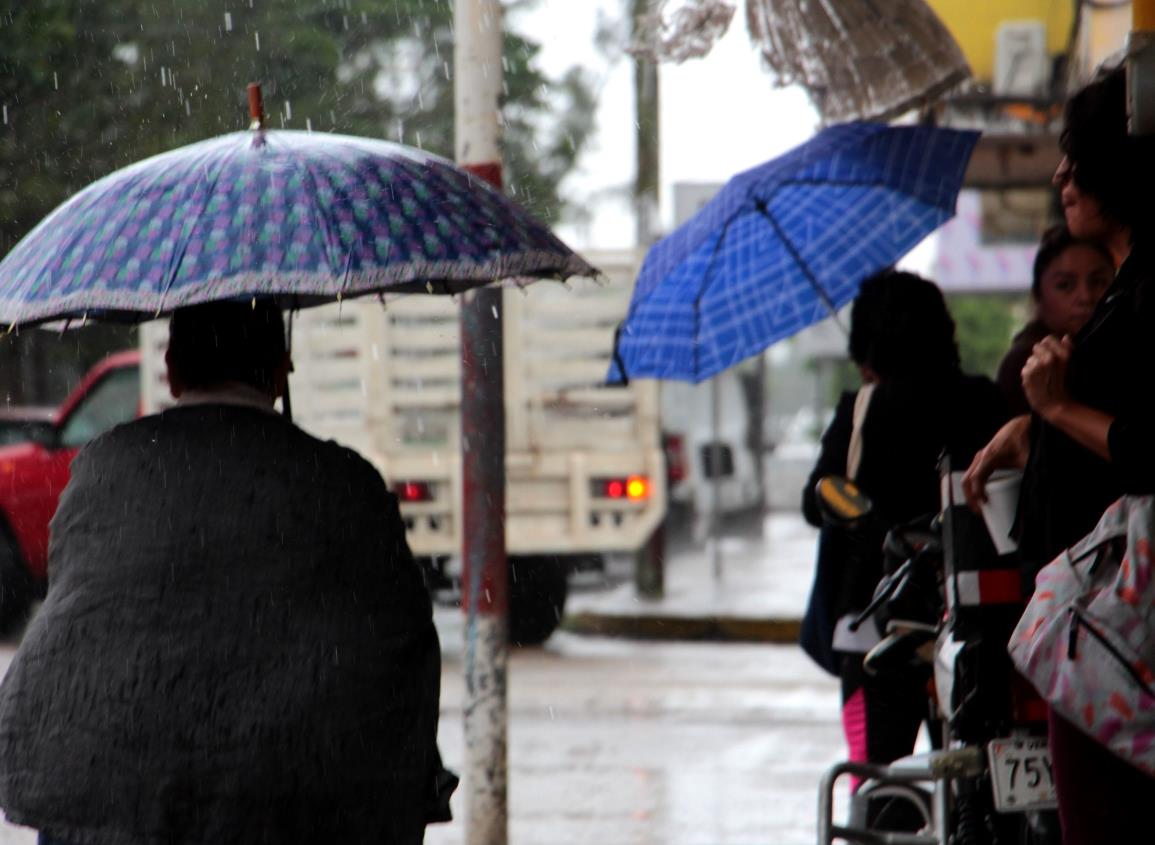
(455, 1), (509, 843)
(633, 0), (660, 247)
(632, 0), (665, 598)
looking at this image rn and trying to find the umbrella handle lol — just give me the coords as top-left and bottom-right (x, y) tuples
(247, 83), (265, 131)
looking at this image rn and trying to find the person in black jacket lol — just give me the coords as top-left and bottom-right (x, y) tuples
(0, 301), (454, 845)
(962, 65), (1155, 845)
(802, 270), (1006, 799)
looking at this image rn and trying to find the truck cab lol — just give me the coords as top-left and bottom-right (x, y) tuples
(0, 351), (141, 629)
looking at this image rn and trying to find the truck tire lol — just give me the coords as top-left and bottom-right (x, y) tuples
(508, 556), (568, 646)
(0, 537), (35, 637)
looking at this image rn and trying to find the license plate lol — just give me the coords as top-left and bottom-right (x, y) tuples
(986, 737), (1058, 812)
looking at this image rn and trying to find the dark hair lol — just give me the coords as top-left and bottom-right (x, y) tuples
(1060, 64), (1155, 234)
(1031, 224), (1114, 299)
(848, 269), (959, 379)
(167, 299), (287, 393)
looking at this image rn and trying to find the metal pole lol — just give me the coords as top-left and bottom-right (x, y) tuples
(455, 2), (508, 843)
(631, 0), (665, 598)
(710, 375), (722, 580)
(632, 0), (660, 247)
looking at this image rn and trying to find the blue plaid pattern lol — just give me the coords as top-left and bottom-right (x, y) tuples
(609, 122), (980, 383)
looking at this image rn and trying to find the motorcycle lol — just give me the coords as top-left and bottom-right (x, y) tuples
(814, 462), (1057, 845)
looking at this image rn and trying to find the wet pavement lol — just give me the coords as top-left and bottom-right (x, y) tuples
(429, 629), (843, 845)
(565, 511), (818, 641)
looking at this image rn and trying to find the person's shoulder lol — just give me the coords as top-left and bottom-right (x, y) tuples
(833, 389), (858, 416)
(76, 413), (164, 456)
(954, 372), (1003, 401)
(1009, 320), (1048, 348)
(289, 426), (390, 492)
(954, 372), (1010, 420)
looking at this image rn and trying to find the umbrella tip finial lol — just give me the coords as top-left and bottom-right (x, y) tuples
(247, 82), (265, 131)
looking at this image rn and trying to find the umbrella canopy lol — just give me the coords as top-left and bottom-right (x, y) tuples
(746, 0), (971, 124)
(0, 130), (595, 328)
(608, 121), (980, 384)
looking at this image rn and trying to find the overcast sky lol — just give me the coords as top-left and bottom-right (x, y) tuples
(518, 2), (819, 249)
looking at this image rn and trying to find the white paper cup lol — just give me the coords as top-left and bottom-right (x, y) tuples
(981, 470), (1023, 555)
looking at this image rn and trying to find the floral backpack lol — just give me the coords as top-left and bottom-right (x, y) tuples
(1009, 495), (1155, 775)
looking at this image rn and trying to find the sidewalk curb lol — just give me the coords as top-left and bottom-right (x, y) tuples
(562, 611), (801, 644)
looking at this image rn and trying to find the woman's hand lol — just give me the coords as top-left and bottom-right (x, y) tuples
(961, 415), (1032, 512)
(1022, 335), (1073, 422)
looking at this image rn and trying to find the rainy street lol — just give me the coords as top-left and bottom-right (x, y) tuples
(0, 615), (845, 845)
(428, 623), (845, 845)
(0, 2), (1114, 844)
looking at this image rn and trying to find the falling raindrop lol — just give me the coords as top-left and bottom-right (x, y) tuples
(284, 100), (292, 121)
(305, 118), (313, 132)
(415, 130), (423, 149)
(254, 31), (261, 51)
(160, 66), (167, 86)
(224, 11), (233, 31)
(53, 72), (58, 90)
(185, 100), (191, 116)
(491, 305), (498, 319)
(2, 106), (7, 125)
(343, 15), (349, 30)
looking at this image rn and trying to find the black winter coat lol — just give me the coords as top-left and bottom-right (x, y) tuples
(803, 374), (1007, 618)
(0, 404), (443, 845)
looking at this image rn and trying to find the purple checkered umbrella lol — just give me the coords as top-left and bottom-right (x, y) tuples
(0, 129), (595, 327)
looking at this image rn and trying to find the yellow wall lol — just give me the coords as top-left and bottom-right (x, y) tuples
(925, 0), (1075, 81)
(1084, 4), (1130, 70)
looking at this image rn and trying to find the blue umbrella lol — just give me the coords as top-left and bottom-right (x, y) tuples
(608, 122), (980, 383)
(0, 129), (595, 327)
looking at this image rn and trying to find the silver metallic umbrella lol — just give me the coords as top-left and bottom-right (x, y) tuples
(632, 0), (971, 122)
(745, 0), (971, 123)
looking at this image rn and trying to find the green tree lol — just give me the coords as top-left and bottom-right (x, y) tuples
(0, 0), (596, 400)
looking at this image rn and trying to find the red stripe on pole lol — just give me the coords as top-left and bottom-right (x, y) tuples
(460, 157), (505, 616)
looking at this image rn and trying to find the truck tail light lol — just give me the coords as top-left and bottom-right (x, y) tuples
(592, 476), (651, 501)
(663, 432), (688, 485)
(394, 481), (434, 503)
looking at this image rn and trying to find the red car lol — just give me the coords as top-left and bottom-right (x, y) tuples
(0, 351), (141, 629)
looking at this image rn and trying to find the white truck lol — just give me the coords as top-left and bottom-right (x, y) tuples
(140, 249), (666, 644)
